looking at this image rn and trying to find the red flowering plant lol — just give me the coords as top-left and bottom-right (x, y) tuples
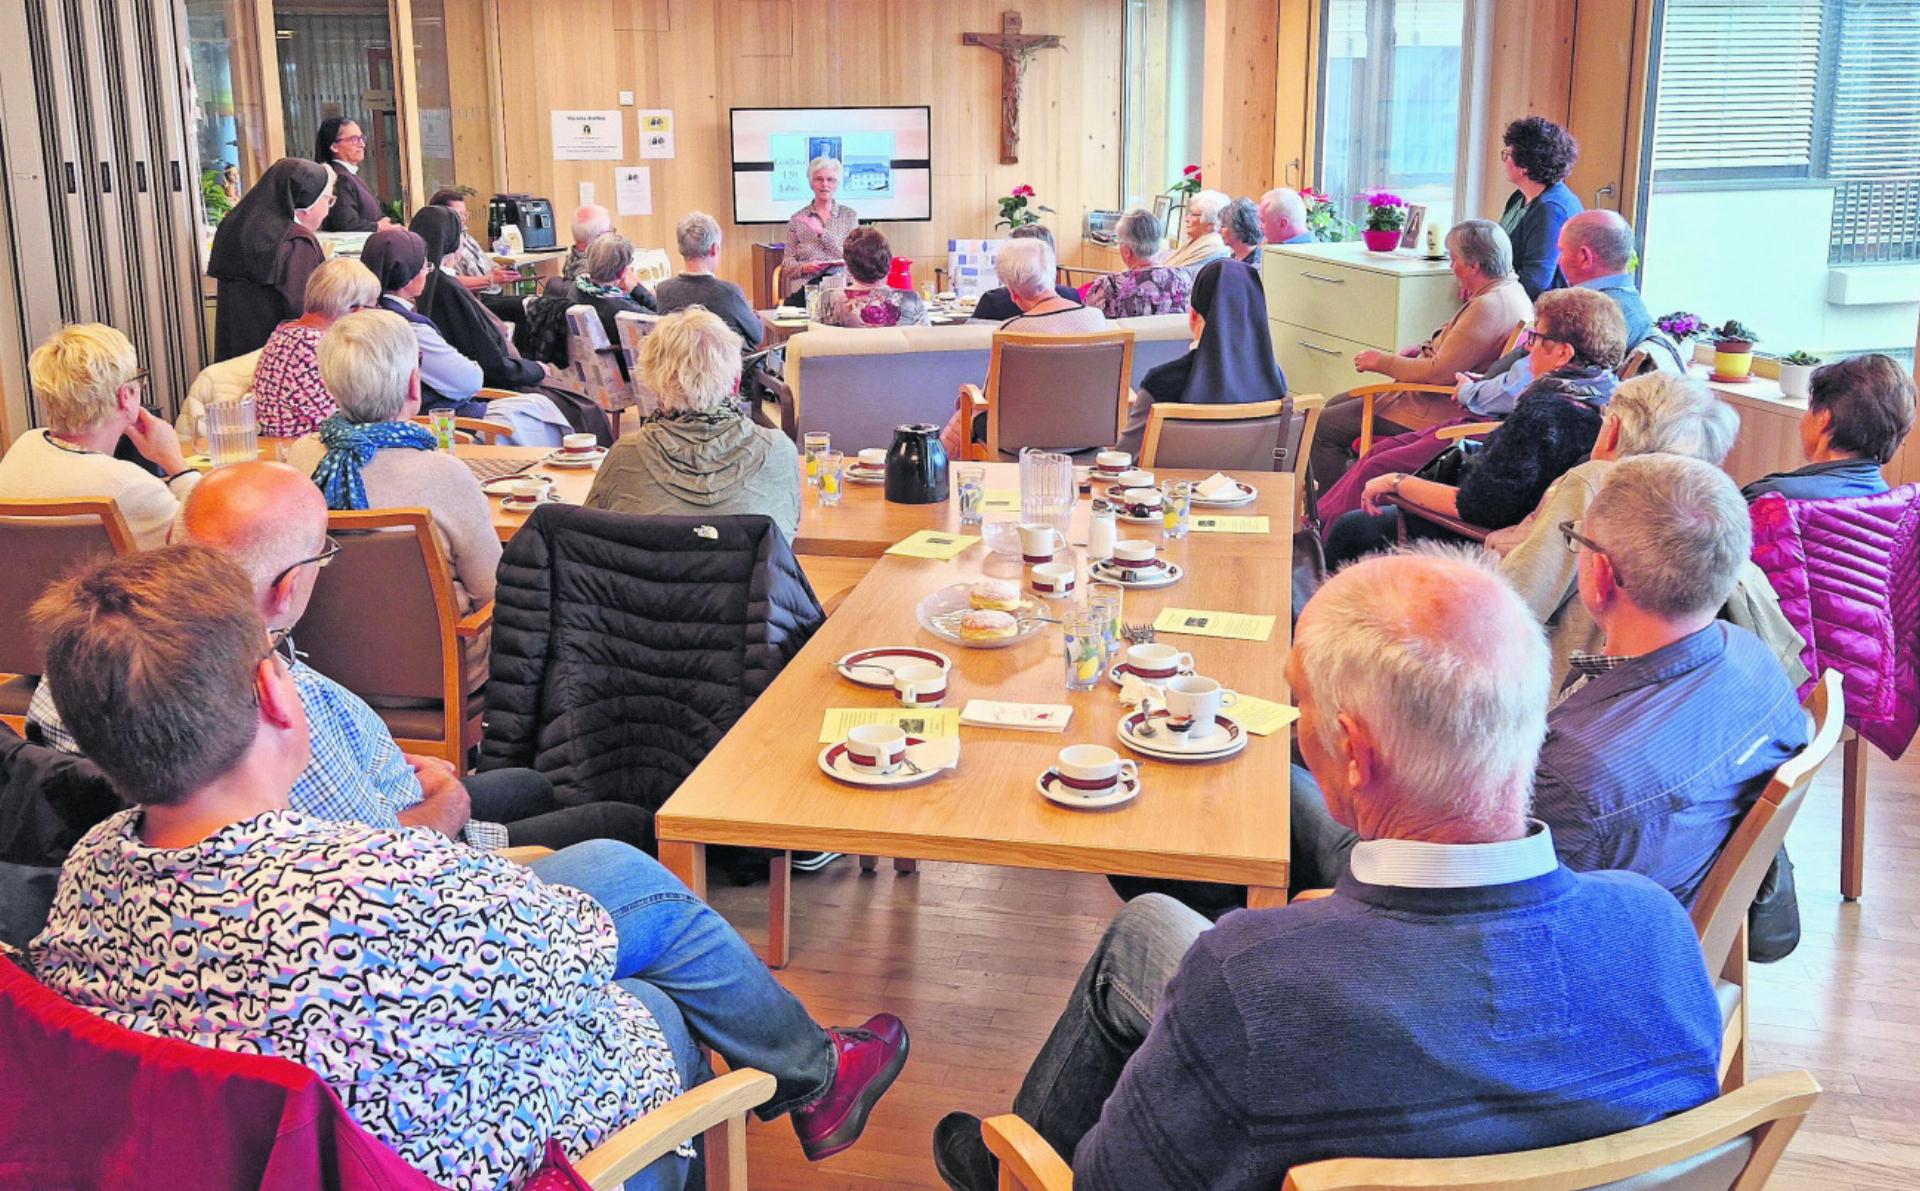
(1299, 186), (1354, 242)
(1362, 191), (1408, 232)
(995, 183), (1053, 230)
(1168, 164), (1203, 199)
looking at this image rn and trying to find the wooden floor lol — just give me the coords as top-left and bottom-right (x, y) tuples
(700, 741), (1920, 1189)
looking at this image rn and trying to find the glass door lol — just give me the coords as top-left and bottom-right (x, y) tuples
(274, 0), (405, 219)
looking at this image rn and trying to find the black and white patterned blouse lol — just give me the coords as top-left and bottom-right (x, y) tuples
(32, 809), (684, 1191)
(783, 202), (860, 278)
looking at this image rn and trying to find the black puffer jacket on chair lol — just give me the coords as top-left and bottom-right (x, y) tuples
(479, 505), (823, 819)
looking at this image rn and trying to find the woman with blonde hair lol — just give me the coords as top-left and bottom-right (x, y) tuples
(585, 307), (802, 540)
(252, 257), (380, 437)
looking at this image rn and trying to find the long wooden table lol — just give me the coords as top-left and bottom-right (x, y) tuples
(650, 473), (1296, 966)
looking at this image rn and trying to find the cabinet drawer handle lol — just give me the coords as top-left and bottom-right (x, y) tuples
(1300, 272), (1346, 284)
(1296, 340), (1342, 356)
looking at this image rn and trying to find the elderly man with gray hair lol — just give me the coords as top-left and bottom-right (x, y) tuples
(654, 210), (764, 348)
(1310, 218), (1534, 488)
(933, 550), (1724, 1191)
(1258, 187), (1314, 245)
(1163, 187), (1234, 274)
(562, 203), (614, 283)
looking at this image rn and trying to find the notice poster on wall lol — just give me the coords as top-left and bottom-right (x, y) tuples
(552, 110), (624, 160)
(615, 166), (652, 216)
(638, 109), (675, 159)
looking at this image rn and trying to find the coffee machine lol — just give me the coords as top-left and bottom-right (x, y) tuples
(487, 194), (558, 250)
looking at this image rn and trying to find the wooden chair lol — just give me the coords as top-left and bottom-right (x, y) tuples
(1348, 322), (1528, 460)
(982, 1069), (1821, 1191)
(298, 509), (492, 772)
(409, 414), (512, 443)
(1141, 398), (1298, 473)
(956, 330), (1136, 462)
(1693, 669), (1844, 1091)
(0, 499), (138, 732)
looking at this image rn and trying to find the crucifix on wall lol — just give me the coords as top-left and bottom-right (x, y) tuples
(962, 10), (1064, 164)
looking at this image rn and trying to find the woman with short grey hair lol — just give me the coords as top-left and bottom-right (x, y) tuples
(655, 210), (764, 347)
(1221, 197), (1265, 263)
(571, 233), (659, 381)
(254, 257), (382, 438)
(782, 155), (859, 300)
(1081, 208), (1192, 319)
(1164, 188), (1235, 273)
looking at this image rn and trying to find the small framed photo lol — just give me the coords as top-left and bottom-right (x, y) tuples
(1152, 194), (1172, 227)
(1399, 204), (1427, 250)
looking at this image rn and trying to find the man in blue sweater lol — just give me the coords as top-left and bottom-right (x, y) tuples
(933, 552), (1723, 1191)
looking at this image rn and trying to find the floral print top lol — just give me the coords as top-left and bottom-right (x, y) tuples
(252, 322), (336, 438)
(818, 285), (930, 328)
(1081, 266), (1193, 320)
(32, 809), (685, 1191)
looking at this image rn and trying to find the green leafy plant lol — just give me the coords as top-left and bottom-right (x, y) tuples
(994, 184), (1053, 230)
(1300, 187), (1353, 242)
(1780, 350), (1821, 366)
(200, 168), (234, 225)
(1713, 319), (1759, 345)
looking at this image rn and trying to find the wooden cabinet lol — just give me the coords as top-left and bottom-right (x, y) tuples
(1258, 242), (1463, 398)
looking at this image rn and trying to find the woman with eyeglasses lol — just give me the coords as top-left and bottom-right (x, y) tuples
(314, 116), (396, 234)
(1322, 286), (1627, 568)
(1499, 116), (1583, 300)
(251, 258), (381, 439)
(206, 157), (335, 361)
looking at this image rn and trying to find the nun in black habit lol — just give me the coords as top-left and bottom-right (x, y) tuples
(206, 158), (332, 361)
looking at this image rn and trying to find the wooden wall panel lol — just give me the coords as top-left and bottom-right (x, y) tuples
(481, 0), (1124, 286)
(442, 0), (498, 204)
(1202, 0), (1281, 200)
(1475, 0), (1576, 218)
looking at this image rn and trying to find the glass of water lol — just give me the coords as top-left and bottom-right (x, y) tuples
(1088, 582), (1124, 662)
(427, 407), (458, 452)
(817, 450), (846, 506)
(956, 465), (986, 525)
(802, 431), (831, 488)
(1062, 607), (1107, 693)
(1161, 480), (1193, 538)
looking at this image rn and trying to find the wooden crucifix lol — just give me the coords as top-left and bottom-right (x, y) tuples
(962, 10), (1064, 164)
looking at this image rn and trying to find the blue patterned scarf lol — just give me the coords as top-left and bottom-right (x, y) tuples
(311, 414), (438, 510)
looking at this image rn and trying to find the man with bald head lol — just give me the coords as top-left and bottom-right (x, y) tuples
(933, 551), (1722, 1191)
(28, 461), (650, 852)
(1258, 187), (1314, 246)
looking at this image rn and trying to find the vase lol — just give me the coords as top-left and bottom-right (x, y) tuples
(1778, 363), (1817, 399)
(1711, 339), (1756, 382)
(1361, 229), (1401, 253)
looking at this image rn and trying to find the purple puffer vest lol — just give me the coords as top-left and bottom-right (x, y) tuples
(1749, 486), (1920, 757)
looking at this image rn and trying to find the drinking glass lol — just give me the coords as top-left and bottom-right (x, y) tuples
(817, 450), (846, 506)
(1019, 448), (1075, 539)
(802, 431), (831, 488)
(207, 396), (259, 467)
(1062, 607), (1107, 693)
(427, 407), (458, 452)
(1161, 480), (1193, 538)
(1088, 581), (1124, 661)
(956, 465), (986, 526)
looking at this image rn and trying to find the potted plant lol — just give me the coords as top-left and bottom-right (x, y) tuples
(994, 184), (1052, 231)
(1655, 311), (1706, 343)
(1709, 319), (1761, 381)
(1360, 191), (1406, 253)
(1778, 350), (1822, 399)
(1301, 187), (1353, 242)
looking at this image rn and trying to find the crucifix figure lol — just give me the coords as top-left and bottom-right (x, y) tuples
(963, 10), (1064, 164)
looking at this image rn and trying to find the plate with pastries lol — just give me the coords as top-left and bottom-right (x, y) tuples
(915, 579), (1054, 649)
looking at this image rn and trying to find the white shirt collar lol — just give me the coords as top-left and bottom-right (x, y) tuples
(389, 294), (414, 310)
(1349, 820), (1559, 889)
(337, 159), (359, 175)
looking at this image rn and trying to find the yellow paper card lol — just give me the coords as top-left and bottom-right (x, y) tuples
(981, 489), (1021, 511)
(1190, 515), (1271, 535)
(1230, 694), (1300, 736)
(885, 530), (981, 560)
(1152, 607), (1277, 642)
(819, 708), (961, 743)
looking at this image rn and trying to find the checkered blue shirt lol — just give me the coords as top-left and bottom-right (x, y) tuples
(28, 662), (505, 849)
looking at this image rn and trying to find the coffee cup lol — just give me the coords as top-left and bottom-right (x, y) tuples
(1114, 468), (1155, 489)
(1019, 522), (1066, 564)
(1054, 744), (1138, 794)
(858, 448), (888, 468)
(1112, 539), (1158, 564)
(1123, 642), (1194, 681)
(1117, 487), (1162, 516)
(508, 477), (548, 504)
(1095, 451), (1132, 476)
(562, 432), (598, 455)
(1162, 674), (1238, 731)
(893, 663), (947, 708)
(1030, 561), (1076, 598)
(844, 723), (908, 775)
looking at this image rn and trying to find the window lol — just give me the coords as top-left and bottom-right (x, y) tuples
(1121, 0), (1205, 218)
(1640, 0), (1919, 365)
(185, 0), (277, 236)
(1316, 0), (1468, 234)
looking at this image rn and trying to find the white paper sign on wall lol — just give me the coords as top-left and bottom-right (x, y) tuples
(552, 110), (625, 161)
(615, 166), (652, 216)
(638, 109), (675, 159)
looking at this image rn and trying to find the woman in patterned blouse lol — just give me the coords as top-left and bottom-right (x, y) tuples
(1081, 208), (1193, 320)
(815, 227), (930, 329)
(782, 155), (861, 300)
(252, 257), (379, 439)
(29, 547), (910, 1191)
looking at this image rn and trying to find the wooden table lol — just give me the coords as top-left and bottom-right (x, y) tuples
(653, 475), (1296, 965)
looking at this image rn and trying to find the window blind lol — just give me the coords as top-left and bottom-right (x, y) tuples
(1827, 0), (1920, 180)
(1652, 0), (1824, 173)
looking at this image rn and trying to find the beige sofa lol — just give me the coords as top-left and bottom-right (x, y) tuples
(781, 314), (1191, 452)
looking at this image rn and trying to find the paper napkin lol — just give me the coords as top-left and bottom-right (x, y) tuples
(959, 700), (1074, 732)
(1116, 673), (1159, 708)
(1152, 607), (1277, 642)
(1190, 515), (1271, 534)
(885, 530), (981, 561)
(904, 738), (962, 772)
(1195, 472), (1241, 501)
(819, 708), (961, 743)
(1230, 694), (1301, 736)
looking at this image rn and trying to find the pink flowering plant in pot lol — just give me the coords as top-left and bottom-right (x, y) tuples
(995, 184), (1052, 230)
(1361, 191), (1406, 251)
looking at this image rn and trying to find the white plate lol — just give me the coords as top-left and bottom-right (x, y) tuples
(501, 494), (563, 513)
(846, 464), (887, 486)
(1037, 768), (1141, 809)
(1090, 559), (1184, 590)
(817, 736), (947, 787)
(544, 447), (607, 468)
(1116, 710), (1248, 760)
(1106, 660), (1190, 688)
(1191, 482), (1259, 508)
(835, 646), (953, 688)
(916, 583), (1052, 649)
(480, 473), (551, 497)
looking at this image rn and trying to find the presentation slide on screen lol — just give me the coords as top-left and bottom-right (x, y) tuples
(731, 106), (931, 224)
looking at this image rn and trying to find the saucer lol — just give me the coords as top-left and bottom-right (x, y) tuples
(1091, 559), (1183, 589)
(501, 494), (560, 513)
(836, 646), (953, 688)
(480, 473), (551, 497)
(846, 463), (887, 485)
(818, 736), (943, 787)
(1106, 660), (1191, 688)
(1191, 481), (1258, 507)
(1116, 509), (1166, 525)
(1116, 710), (1247, 760)
(1037, 768), (1141, 809)
(545, 447), (607, 468)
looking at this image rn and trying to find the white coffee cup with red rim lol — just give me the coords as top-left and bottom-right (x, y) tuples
(1030, 561), (1076, 597)
(1112, 539), (1158, 564)
(1116, 487), (1161, 516)
(893, 663), (948, 708)
(1123, 642), (1194, 681)
(1019, 522), (1066, 564)
(844, 723), (908, 775)
(858, 448), (888, 468)
(1095, 451), (1132, 476)
(1054, 744), (1138, 794)
(508, 478), (548, 503)
(562, 432), (598, 455)
(1114, 468), (1156, 489)
(1162, 674), (1238, 730)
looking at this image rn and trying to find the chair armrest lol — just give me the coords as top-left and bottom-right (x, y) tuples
(957, 383), (991, 461)
(983, 1114), (1075, 1191)
(1434, 421), (1500, 442)
(572, 1069), (778, 1188)
(1384, 494), (1491, 543)
(497, 846), (555, 865)
(1342, 383), (1460, 459)
(456, 601), (495, 638)
(958, 383), (986, 416)
(474, 388), (520, 402)
(1291, 888), (1334, 902)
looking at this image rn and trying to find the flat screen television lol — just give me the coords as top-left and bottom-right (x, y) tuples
(728, 105), (932, 225)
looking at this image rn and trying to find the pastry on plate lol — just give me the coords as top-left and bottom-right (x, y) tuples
(968, 579), (1021, 611)
(960, 609), (1018, 641)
